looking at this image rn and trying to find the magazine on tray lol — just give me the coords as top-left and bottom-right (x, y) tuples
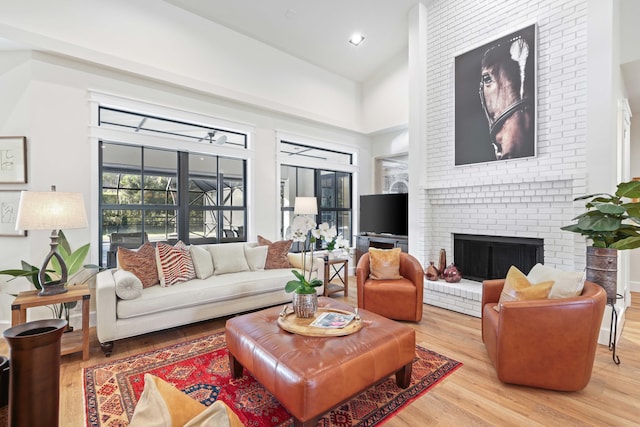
(310, 311), (355, 329)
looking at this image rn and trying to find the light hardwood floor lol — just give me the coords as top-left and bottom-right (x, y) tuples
(2, 281), (639, 426)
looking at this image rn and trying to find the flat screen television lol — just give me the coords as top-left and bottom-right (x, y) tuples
(359, 193), (408, 236)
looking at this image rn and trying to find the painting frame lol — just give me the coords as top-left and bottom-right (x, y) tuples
(0, 136), (27, 183)
(454, 24), (537, 166)
(0, 190), (26, 237)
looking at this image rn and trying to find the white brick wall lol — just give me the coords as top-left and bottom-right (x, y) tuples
(417, 0), (589, 277)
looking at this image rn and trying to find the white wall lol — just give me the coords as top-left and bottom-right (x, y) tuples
(362, 50), (409, 134)
(0, 0), (363, 132)
(630, 114), (640, 292)
(0, 51), (370, 330)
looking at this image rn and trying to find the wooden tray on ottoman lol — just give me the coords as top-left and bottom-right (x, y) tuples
(277, 307), (362, 337)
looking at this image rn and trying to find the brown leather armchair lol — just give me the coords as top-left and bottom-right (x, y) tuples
(482, 279), (606, 391)
(356, 252), (424, 322)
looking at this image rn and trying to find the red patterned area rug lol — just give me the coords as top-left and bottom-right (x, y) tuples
(84, 332), (461, 427)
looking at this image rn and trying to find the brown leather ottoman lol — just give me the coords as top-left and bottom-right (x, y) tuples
(225, 297), (416, 427)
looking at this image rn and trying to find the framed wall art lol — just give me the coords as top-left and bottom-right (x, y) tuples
(0, 191), (25, 236)
(0, 136), (27, 183)
(454, 24), (536, 166)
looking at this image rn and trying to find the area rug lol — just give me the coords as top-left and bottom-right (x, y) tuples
(84, 332), (461, 426)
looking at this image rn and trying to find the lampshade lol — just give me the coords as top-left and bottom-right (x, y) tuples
(294, 197), (317, 215)
(16, 189), (88, 231)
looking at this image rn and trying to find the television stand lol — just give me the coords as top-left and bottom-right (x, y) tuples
(355, 234), (408, 264)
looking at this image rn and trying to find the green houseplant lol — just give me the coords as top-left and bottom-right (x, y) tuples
(0, 230), (99, 321)
(561, 179), (640, 302)
(561, 180), (640, 249)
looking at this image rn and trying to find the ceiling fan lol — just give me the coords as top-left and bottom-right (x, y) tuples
(204, 130), (227, 145)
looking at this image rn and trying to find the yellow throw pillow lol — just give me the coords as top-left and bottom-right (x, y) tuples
(494, 265), (554, 312)
(129, 374), (242, 427)
(369, 247), (402, 280)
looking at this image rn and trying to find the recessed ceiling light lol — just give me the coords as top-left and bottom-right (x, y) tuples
(349, 33), (365, 47)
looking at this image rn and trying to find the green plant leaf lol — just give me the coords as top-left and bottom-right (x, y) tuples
(610, 236), (640, 250)
(285, 279), (302, 293)
(574, 192), (611, 201)
(57, 230), (72, 256)
(616, 180), (640, 199)
(593, 202), (625, 215)
(577, 215), (621, 232)
(309, 278), (323, 287)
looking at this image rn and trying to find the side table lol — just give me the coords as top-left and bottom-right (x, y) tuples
(11, 285), (91, 360)
(323, 257), (349, 297)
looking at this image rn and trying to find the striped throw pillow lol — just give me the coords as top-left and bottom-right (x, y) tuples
(156, 241), (196, 287)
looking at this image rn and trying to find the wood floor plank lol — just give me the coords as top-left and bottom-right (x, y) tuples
(0, 281), (638, 426)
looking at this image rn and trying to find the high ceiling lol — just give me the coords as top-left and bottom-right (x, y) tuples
(164, 0), (424, 83)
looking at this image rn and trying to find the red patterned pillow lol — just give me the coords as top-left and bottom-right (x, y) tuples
(257, 235), (293, 269)
(117, 242), (159, 288)
(155, 241), (196, 287)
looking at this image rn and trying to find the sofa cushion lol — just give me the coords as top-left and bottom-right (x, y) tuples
(117, 242), (159, 288)
(113, 269), (143, 300)
(208, 243), (250, 275)
(495, 265), (554, 312)
(287, 252), (319, 272)
(116, 269), (296, 319)
(368, 247), (402, 280)
(526, 263), (585, 299)
(156, 241), (196, 287)
(189, 245), (214, 279)
(244, 245), (268, 271)
(257, 235), (293, 269)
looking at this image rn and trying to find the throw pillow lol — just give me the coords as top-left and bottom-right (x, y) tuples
(117, 242), (159, 288)
(113, 269), (143, 300)
(369, 247), (402, 280)
(189, 245), (214, 279)
(257, 235), (293, 269)
(244, 244), (268, 271)
(526, 263), (586, 299)
(156, 241), (196, 287)
(494, 265), (555, 312)
(208, 243), (250, 275)
(287, 252), (318, 272)
(129, 374), (242, 427)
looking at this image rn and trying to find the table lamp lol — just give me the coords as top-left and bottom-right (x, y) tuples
(293, 197), (318, 215)
(15, 185), (88, 296)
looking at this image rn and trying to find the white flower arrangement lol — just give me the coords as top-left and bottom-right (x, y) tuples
(312, 222), (348, 251)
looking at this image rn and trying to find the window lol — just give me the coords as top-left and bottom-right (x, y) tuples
(97, 106), (249, 268)
(280, 141), (354, 250)
(100, 144), (247, 266)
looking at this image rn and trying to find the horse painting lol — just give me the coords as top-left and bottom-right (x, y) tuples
(478, 36), (534, 160)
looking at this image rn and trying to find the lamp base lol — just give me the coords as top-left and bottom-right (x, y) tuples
(38, 282), (68, 297)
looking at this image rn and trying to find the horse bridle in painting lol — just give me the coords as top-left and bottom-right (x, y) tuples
(478, 39), (531, 160)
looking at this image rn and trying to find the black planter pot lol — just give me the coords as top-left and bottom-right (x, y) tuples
(3, 319), (67, 427)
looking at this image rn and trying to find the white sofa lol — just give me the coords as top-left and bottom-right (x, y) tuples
(95, 241), (323, 355)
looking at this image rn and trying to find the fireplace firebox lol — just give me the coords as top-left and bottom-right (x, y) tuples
(453, 234), (544, 282)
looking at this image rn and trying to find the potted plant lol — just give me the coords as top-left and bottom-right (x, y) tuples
(0, 230), (100, 326)
(561, 179), (640, 300)
(285, 215), (323, 317)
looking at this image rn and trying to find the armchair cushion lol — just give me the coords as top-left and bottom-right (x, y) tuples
(527, 263), (585, 299)
(495, 266), (554, 311)
(368, 247), (402, 280)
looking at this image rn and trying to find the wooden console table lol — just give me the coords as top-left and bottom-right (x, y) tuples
(11, 285), (91, 360)
(323, 258), (349, 297)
